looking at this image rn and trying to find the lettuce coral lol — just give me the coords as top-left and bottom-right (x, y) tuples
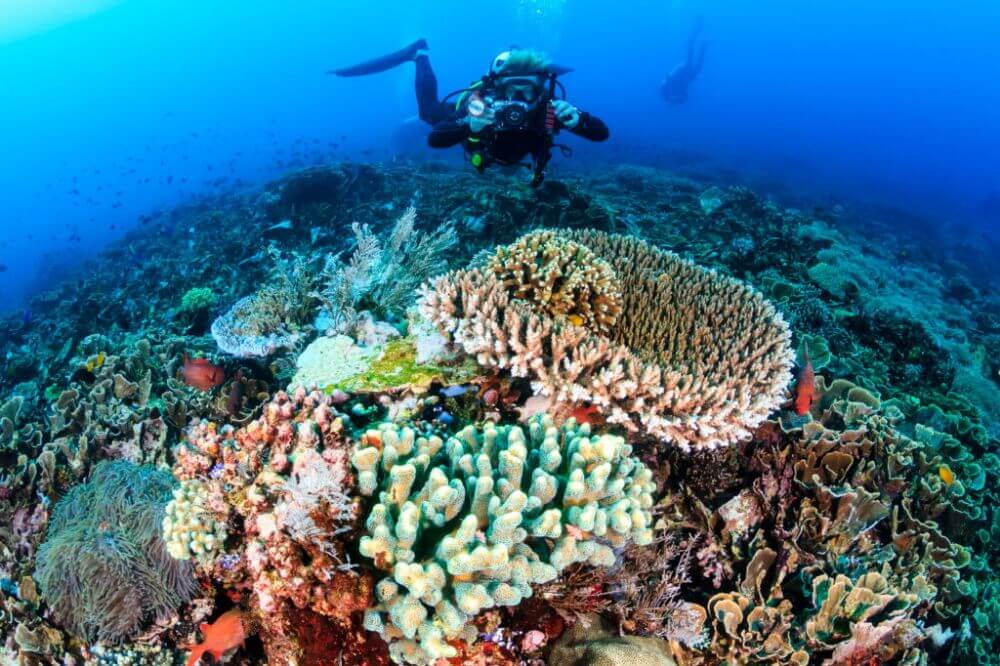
(351, 414), (656, 664)
(420, 229), (794, 451)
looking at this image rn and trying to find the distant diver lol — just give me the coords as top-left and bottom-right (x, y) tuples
(329, 39), (609, 187)
(661, 18), (707, 105)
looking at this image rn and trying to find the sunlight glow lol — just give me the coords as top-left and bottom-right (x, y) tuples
(0, 0), (124, 44)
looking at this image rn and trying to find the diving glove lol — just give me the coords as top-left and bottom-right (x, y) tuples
(552, 100), (580, 129)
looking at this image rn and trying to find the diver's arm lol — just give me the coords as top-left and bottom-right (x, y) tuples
(427, 118), (469, 148)
(568, 112), (609, 142)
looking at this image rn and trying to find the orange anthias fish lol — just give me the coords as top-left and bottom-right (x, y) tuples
(794, 348), (815, 416)
(182, 353), (225, 391)
(185, 609), (245, 666)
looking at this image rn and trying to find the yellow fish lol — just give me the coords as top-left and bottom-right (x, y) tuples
(568, 314), (584, 327)
(938, 465), (955, 486)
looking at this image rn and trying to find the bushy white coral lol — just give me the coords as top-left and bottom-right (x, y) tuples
(317, 207), (456, 334)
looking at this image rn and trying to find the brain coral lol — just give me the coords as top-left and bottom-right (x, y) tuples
(351, 414), (655, 664)
(488, 229), (623, 333)
(420, 229), (794, 451)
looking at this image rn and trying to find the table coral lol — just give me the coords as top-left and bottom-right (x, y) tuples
(351, 414), (656, 664)
(420, 229), (794, 451)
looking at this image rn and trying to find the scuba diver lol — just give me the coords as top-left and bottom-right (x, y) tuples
(330, 39), (609, 187)
(661, 18), (707, 105)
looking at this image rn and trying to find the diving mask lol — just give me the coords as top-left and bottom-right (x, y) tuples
(495, 75), (543, 105)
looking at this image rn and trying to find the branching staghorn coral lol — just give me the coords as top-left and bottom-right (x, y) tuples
(419, 229), (794, 450)
(34, 461), (196, 644)
(317, 207), (456, 334)
(350, 414), (656, 665)
(488, 230), (622, 333)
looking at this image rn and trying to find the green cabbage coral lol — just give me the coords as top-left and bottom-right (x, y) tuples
(351, 414), (656, 665)
(34, 461), (196, 644)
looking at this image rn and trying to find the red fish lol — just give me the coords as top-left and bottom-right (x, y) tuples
(182, 353), (225, 391)
(571, 403), (604, 426)
(185, 609), (245, 666)
(794, 348), (815, 415)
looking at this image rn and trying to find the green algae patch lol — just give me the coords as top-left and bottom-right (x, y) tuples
(331, 337), (480, 394)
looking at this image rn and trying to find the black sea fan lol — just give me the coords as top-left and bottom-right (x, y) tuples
(34, 460), (196, 644)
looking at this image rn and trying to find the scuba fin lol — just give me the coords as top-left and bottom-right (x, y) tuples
(328, 39), (428, 77)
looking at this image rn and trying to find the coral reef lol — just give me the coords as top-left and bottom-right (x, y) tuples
(34, 460), (196, 644)
(351, 414), (655, 663)
(168, 389), (372, 659)
(420, 229), (794, 450)
(0, 161), (997, 665)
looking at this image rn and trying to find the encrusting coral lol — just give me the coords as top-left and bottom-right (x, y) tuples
(351, 414), (656, 664)
(420, 229), (794, 450)
(212, 249), (315, 358)
(34, 460), (196, 644)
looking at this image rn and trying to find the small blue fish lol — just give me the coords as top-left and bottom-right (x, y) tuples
(440, 385), (468, 398)
(438, 411), (455, 425)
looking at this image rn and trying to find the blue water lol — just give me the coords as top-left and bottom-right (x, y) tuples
(2, 0), (998, 309)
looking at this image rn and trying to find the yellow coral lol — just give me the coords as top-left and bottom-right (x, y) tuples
(162, 478), (227, 563)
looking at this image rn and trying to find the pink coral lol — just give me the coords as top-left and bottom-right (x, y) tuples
(171, 390), (370, 624)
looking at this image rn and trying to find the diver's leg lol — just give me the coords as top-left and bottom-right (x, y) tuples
(693, 42), (707, 77)
(415, 53), (449, 125)
(687, 16), (703, 67)
(329, 38), (428, 77)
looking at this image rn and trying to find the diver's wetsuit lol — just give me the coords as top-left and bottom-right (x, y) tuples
(662, 19), (707, 104)
(415, 55), (609, 165)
